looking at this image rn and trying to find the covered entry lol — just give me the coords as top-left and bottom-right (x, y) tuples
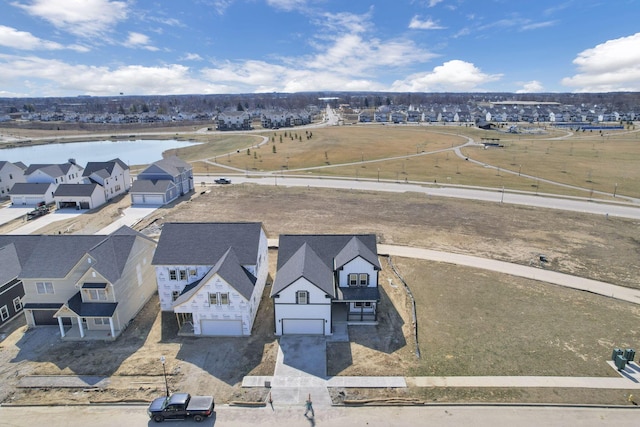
(282, 318), (324, 335)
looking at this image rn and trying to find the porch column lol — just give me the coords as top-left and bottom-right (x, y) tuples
(57, 317), (65, 338)
(108, 318), (115, 338)
(77, 316), (85, 338)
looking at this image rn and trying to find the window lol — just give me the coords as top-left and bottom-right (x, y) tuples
(85, 289), (107, 301)
(169, 270), (177, 280)
(296, 291), (309, 304)
(359, 274), (369, 286)
(209, 293), (218, 305)
(349, 274), (358, 287)
(36, 282), (54, 294)
(94, 317), (109, 325)
(179, 270), (187, 281)
(189, 269), (197, 277)
(172, 291), (180, 301)
(220, 293), (229, 305)
(0, 305), (8, 321)
(13, 297), (22, 312)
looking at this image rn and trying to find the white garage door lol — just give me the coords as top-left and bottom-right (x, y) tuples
(24, 196), (43, 205)
(131, 195), (144, 204)
(282, 319), (324, 335)
(200, 319), (243, 336)
(142, 195), (165, 205)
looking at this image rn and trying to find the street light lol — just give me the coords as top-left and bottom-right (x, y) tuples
(160, 356), (169, 397)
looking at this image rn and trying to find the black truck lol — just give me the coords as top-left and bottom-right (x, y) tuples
(147, 393), (215, 423)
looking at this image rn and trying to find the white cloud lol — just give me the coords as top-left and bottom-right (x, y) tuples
(181, 53), (204, 61)
(562, 32), (640, 92)
(266, 0), (308, 12)
(390, 60), (502, 92)
(521, 20), (556, 31)
(124, 32), (158, 51)
(428, 0), (444, 7)
(0, 25), (63, 50)
(516, 80), (544, 93)
(409, 16), (446, 30)
(12, 0), (128, 37)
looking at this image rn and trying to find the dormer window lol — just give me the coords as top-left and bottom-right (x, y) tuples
(296, 290), (309, 304)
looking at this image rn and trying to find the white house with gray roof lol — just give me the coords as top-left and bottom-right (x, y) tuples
(0, 226), (157, 340)
(152, 222), (268, 336)
(271, 234), (381, 336)
(82, 158), (130, 201)
(9, 182), (56, 206)
(54, 183), (106, 210)
(0, 161), (26, 199)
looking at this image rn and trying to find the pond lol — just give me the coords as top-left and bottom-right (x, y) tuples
(0, 139), (199, 166)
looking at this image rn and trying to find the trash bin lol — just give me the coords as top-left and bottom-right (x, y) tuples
(615, 354), (628, 371)
(624, 349), (635, 363)
(612, 348), (623, 361)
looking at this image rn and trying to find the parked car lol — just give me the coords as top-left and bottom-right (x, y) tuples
(214, 178), (231, 184)
(147, 392), (214, 423)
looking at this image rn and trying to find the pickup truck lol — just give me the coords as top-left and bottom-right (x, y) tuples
(148, 392), (215, 423)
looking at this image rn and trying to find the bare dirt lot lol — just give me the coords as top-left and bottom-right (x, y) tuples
(1, 183), (639, 406)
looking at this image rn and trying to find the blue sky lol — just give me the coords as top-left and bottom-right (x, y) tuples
(0, 0), (639, 97)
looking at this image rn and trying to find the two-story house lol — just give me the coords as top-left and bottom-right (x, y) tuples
(130, 156), (193, 205)
(0, 161), (26, 198)
(0, 226), (157, 340)
(152, 222), (268, 336)
(0, 242), (25, 328)
(271, 234), (381, 336)
(82, 158), (131, 201)
(10, 161), (84, 206)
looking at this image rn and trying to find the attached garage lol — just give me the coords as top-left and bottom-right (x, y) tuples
(282, 319), (325, 335)
(200, 319), (243, 336)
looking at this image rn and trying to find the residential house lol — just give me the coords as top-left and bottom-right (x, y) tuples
(130, 156), (193, 205)
(152, 222), (268, 336)
(54, 183), (106, 210)
(0, 243), (25, 327)
(9, 182), (56, 206)
(82, 158), (131, 201)
(0, 226), (158, 340)
(271, 234), (381, 336)
(0, 161), (26, 198)
(23, 161), (84, 189)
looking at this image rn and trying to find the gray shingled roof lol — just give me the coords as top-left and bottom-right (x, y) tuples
(66, 291), (118, 317)
(24, 163), (78, 177)
(0, 226), (152, 280)
(0, 243), (22, 285)
(173, 247), (257, 306)
(82, 159), (128, 177)
(334, 236), (381, 271)
(276, 234), (379, 271)
(271, 243), (335, 297)
(142, 156), (191, 177)
(152, 222), (262, 266)
(130, 179), (173, 193)
(54, 183), (99, 197)
(9, 182), (52, 195)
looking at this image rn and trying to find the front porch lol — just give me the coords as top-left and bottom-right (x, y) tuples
(60, 324), (121, 341)
(332, 302), (378, 325)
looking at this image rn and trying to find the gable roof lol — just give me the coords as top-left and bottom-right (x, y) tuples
(0, 243), (22, 284)
(141, 156), (191, 177)
(271, 242), (335, 297)
(24, 162), (80, 177)
(82, 158), (128, 178)
(276, 234), (380, 271)
(173, 248), (257, 306)
(130, 179), (174, 193)
(54, 183), (100, 197)
(152, 222), (263, 266)
(0, 226), (152, 280)
(10, 182), (53, 195)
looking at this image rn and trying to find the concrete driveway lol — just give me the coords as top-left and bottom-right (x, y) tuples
(0, 205), (32, 225)
(8, 208), (84, 235)
(97, 205), (160, 234)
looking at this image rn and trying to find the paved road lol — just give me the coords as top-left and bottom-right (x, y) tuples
(1, 403), (639, 427)
(202, 175), (640, 220)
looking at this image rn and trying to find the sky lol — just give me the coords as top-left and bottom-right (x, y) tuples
(0, 0), (639, 98)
